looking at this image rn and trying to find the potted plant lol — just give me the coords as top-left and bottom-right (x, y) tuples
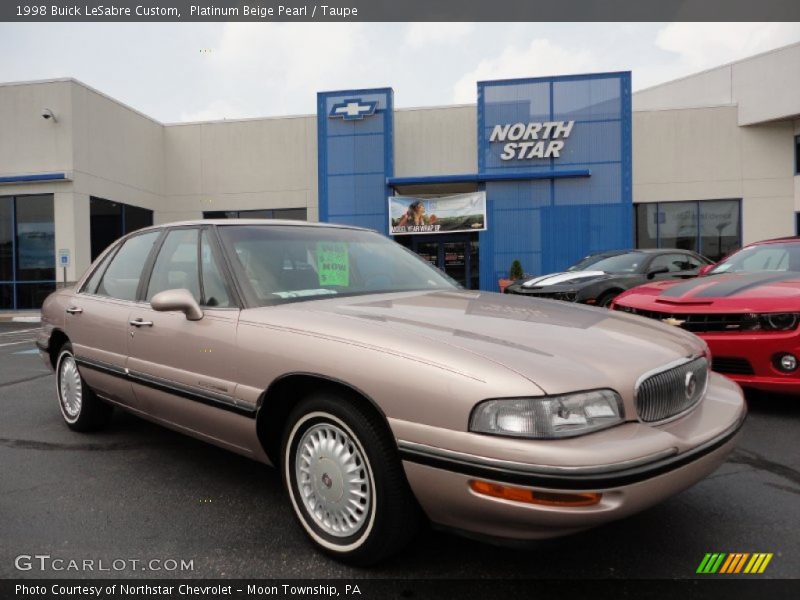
(499, 259), (524, 292)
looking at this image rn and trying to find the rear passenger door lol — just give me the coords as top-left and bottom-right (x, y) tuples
(125, 227), (248, 452)
(66, 230), (162, 408)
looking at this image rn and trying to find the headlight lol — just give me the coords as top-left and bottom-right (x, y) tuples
(738, 313), (800, 331)
(762, 313), (799, 331)
(554, 291), (578, 302)
(469, 389), (624, 439)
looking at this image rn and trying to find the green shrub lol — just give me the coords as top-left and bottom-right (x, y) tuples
(509, 259), (524, 280)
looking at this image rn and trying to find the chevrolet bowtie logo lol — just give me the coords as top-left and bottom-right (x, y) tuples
(662, 317), (686, 327)
(329, 98), (378, 121)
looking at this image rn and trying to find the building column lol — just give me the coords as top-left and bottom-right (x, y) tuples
(53, 191), (91, 285)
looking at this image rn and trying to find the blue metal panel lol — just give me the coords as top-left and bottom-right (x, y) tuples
(0, 173), (67, 184)
(317, 88), (393, 234)
(477, 72), (632, 290)
(386, 170), (590, 187)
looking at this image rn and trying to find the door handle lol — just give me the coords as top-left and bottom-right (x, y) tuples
(129, 319), (154, 327)
(66, 307), (83, 315)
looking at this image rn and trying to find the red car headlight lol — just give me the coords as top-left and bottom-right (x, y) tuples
(742, 313), (800, 332)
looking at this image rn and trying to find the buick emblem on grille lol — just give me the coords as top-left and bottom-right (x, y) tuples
(685, 371), (697, 399)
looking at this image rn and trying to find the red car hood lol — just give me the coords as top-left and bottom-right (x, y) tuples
(614, 271), (800, 313)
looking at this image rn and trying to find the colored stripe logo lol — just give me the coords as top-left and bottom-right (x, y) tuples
(696, 553), (773, 574)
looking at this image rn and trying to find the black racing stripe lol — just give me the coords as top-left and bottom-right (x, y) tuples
(399, 418), (744, 490)
(75, 357), (255, 419)
(660, 272), (797, 299)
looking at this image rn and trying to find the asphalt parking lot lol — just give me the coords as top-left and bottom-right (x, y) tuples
(1, 322), (798, 580)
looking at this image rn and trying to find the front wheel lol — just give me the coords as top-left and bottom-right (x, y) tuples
(56, 342), (113, 431)
(282, 393), (420, 565)
(596, 290), (620, 308)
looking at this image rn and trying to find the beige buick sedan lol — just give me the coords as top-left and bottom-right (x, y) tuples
(38, 221), (746, 564)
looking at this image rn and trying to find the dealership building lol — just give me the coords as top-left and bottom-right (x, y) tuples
(1, 42), (799, 309)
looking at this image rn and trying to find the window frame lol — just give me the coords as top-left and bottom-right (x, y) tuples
(635, 199), (742, 261)
(795, 134), (800, 175)
(78, 229), (164, 302)
(138, 225), (242, 310)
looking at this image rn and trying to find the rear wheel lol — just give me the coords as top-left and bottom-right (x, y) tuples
(55, 342), (113, 431)
(282, 392), (420, 565)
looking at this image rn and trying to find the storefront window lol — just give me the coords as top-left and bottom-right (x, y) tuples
(0, 194), (56, 310)
(204, 208), (308, 220)
(0, 197), (13, 309)
(635, 200), (741, 262)
(90, 197), (154, 260)
(795, 134), (800, 175)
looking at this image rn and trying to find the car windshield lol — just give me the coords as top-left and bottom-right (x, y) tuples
(710, 242), (800, 274)
(566, 252), (644, 273)
(217, 225), (458, 305)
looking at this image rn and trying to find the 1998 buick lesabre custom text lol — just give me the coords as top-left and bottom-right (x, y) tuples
(38, 221), (746, 564)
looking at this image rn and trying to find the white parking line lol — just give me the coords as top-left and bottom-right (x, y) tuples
(0, 327), (39, 335)
(0, 339), (36, 348)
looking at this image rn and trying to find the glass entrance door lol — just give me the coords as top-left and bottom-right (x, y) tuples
(410, 233), (478, 289)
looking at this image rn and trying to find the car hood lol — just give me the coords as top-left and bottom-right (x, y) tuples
(519, 270), (613, 289)
(614, 271), (800, 313)
(250, 290), (704, 397)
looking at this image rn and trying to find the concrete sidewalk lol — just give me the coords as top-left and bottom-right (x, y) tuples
(0, 311), (41, 323)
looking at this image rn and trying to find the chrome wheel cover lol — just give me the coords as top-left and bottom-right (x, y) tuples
(59, 355), (82, 419)
(295, 422), (372, 538)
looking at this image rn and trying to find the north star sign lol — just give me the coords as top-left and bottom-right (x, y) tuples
(489, 121), (575, 160)
(329, 98), (377, 120)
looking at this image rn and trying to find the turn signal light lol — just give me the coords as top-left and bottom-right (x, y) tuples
(469, 480), (602, 507)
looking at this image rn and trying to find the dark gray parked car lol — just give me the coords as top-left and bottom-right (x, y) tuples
(504, 249), (713, 307)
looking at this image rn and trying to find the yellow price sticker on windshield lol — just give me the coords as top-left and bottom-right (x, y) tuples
(316, 242), (349, 287)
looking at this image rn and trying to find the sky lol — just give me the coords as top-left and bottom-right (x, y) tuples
(0, 22), (799, 123)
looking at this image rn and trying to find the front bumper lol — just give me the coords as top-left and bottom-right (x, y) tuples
(394, 373), (746, 540)
(703, 332), (800, 394)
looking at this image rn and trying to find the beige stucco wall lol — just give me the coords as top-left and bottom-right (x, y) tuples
(0, 80), (73, 178)
(162, 114), (318, 224)
(634, 42), (800, 127)
(633, 105), (796, 244)
(70, 83), (165, 211)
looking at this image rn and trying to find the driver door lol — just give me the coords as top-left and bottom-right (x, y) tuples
(125, 227), (249, 453)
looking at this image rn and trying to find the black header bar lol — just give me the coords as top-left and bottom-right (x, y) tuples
(3, 1), (800, 22)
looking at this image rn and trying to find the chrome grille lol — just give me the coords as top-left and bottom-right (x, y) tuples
(635, 357), (708, 423)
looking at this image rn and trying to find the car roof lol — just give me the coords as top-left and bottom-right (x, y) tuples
(135, 219), (372, 234)
(749, 236), (800, 246)
(585, 248), (697, 257)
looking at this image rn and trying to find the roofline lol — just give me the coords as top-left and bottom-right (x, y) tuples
(137, 219), (373, 232)
(634, 39), (800, 97)
(751, 235), (800, 245)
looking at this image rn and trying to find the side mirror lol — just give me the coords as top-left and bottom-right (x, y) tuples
(646, 266), (669, 279)
(150, 289), (204, 321)
(698, 264), (715, 276)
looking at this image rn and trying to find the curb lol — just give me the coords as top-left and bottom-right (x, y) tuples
(0, 314), (41, 323)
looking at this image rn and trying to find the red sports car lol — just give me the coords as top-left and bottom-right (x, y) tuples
(612, 237), (800, 394)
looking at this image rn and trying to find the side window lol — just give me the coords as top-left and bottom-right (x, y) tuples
(200, 230), (232, 307)
(81, 247), (118, 295)
(675, 254), (703, 271)
(146, 229), (201, 302)
(96, 231), (160, 301)
(650, 254), (690, 273)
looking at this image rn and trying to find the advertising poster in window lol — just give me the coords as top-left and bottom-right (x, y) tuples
(389, 192), (487, 235)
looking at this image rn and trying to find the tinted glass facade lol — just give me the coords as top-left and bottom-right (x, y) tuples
(635, 200), (741, 262)
(0, 194), (55, 309)
(204, 208), (307, 220)
(795, 134), (799, 174)
(90, 197), (154, 261)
